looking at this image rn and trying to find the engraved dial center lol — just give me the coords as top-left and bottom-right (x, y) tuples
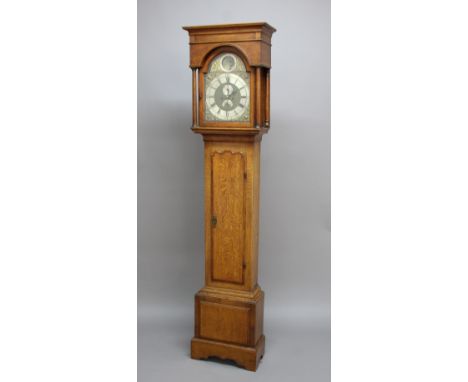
(206, 73), (249, 121)
(216, 82), (238, 111)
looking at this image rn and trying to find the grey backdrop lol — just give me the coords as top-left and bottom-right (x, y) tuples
(138, 0), (330, 380)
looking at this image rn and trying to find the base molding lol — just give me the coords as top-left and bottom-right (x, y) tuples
(191, 335), (265, 372)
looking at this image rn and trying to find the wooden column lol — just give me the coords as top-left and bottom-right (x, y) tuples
(192, 68), (197, 127)
(255, 67), (262, 128)
(265, 70), (270, 127)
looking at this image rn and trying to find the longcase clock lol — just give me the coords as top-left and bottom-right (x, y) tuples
(183, 22), (276, 372)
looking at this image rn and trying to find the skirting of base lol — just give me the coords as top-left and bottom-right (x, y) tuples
(191, 335), (265, 372)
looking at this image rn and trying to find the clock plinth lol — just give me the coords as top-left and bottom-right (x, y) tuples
(184, 22), (275, 372)
(191, 286), (265, 371)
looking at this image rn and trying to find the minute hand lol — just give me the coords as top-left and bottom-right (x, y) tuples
(227, 86), (238, 100)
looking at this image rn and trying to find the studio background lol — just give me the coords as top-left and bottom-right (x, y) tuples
(138, 0), (330, 380)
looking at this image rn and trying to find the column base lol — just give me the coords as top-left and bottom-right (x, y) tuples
(191, 335), (265, 372)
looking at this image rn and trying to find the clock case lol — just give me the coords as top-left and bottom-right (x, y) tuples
(183, 22), (276, 372)
(184, 22), (274, 131)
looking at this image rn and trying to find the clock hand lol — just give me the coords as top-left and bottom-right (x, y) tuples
(225, 86), (237, 101)
(228, 87), (238, 102)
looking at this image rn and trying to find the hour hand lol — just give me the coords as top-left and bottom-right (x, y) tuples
(227, 86), (238, 100)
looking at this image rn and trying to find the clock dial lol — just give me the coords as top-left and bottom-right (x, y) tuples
(206, 73), (249, 121)
(204, 53), (250, 122)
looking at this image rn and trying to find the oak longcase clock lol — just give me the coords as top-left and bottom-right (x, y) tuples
(183, 22), (276, 372)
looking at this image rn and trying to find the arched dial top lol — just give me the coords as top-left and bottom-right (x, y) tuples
(204, 53), (250, 122)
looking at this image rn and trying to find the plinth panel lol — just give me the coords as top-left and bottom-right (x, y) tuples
(199, 301), (250, 345)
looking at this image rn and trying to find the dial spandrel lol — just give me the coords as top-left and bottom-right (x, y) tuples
(204, 53), (250, 122)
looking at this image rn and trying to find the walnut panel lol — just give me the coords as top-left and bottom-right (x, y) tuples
(210, 151), (246, 284)
(199, 301), (250, 345)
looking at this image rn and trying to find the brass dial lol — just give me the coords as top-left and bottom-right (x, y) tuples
(204, 53), (250, 122)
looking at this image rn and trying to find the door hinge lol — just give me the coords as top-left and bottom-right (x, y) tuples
(211, 215), (217, 227)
